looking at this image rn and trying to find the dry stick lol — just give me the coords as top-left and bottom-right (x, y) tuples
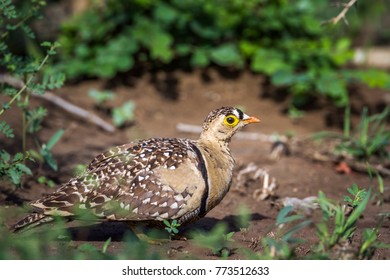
(303, 148), (390, 177)
(178, 122), (390, 176)
(176, 122), (287, 142)
(321, 0), (358, 25)
(0, 74), (116, 132)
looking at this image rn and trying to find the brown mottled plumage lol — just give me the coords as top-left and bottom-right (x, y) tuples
(12, 107), (260, 237)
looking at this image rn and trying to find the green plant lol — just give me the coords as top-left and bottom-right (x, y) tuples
(337, 106), (390, 160)
(315, 188), (371, 253)
(1, 0), (65, 187)
(163, 219), (181, 240)
(0, 151), (32, 187)
(259, 206), (310, 259)
(37, 175), (55, 188)
(243, 185), (386, 259)
(191, 223), (235, 258)
(314, 106), (390, 161)
(112, 100), (136, 127)
(88, 89), (115, 106)
(0, 209), (161, 260)
(87, 89), (136, 128)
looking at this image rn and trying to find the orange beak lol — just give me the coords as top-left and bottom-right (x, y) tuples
(243, 116), (261, 124)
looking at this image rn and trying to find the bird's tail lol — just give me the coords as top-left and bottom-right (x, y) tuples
(12, 213), (54, 233)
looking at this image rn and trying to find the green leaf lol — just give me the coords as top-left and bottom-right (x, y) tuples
(238, 40), (259, 58)
(281, 220), (311, 242)
(344, 196), (353, 204)
(210, 44), (243, 68)
(12, 152), (23, 162)
(0, 150), (11, 162)
(46, 129), (64, 150)
(316, 71), (347, 102)
(191, 48), (209, 68)
(102, 237), (111, 254)
(154, 3), (178, 25)
(0, 120), (14, 138)
(16, 163), (32, 176)
(132, 16), (173, 62)
(176, 44), (191, 56)
(9, 168), (21, 185)
(88, 89), (115, 105)
(41, 149), (58, 171)
(112, 101), (136, 127)
(276, 206), (304, 225)
(150, 33), (173, 62)
(377, 173), (384, 194)
(251, 49), (288, 75)
(271, 70), (296, 86)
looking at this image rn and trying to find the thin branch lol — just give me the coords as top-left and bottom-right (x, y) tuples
(321, 0), (358, 26)
(176, 122), (287, 142)
(0, 74), (116, 132)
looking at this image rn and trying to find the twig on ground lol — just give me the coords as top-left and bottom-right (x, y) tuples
(321, 0), (358, 26)
(176, 123), (287, 142)
(0, 74), (116, 132)
(302, 147), (390, 176)
(278, 196), (318, 215)
(234, 162), (277, 201)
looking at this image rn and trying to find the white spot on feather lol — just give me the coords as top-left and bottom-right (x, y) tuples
(160, 212), (169, 219)
(159, 202), (168, 207)
(151, 212), (160, 217)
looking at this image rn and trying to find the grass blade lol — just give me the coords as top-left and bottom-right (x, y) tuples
(46, 129), (64, 150)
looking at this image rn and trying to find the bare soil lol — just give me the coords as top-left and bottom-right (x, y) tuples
(1, 69), (389, 259)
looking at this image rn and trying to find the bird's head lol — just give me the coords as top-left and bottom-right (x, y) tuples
(200, 107), (260, 143)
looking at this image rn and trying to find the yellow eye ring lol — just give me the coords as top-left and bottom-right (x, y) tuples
(224, 115), (239, 127)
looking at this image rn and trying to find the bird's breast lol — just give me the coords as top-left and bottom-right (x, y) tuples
(197, 143), (235, 212)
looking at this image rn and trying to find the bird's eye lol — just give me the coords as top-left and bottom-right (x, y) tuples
(224, 115), (239, 127)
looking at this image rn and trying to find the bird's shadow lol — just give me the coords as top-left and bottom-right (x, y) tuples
(67, 212), (269, 242)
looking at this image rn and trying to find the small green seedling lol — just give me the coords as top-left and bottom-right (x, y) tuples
(88, 89), (115, 106)
(112, 101), (136, 127)
(191, 223), (235, 258)
(37, 176), (55, 188)
(163, 219), (181, 240)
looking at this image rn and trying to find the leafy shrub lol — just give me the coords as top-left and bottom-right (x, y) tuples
(0, 0), (65, 187)
(57, 0), (390, 108)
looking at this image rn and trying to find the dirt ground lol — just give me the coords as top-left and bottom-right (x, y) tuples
(1, 69), (389, 259)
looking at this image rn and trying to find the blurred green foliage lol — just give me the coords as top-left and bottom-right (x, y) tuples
(57, 0), (390, 108)
(0, 213), (161, 259)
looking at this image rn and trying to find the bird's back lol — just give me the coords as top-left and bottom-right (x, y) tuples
(12, 138), (211, 231)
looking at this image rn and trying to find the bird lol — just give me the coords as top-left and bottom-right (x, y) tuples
(12, 106), (260, 241)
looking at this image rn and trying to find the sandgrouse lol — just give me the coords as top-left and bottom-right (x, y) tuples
(12, 107), (260, 239)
